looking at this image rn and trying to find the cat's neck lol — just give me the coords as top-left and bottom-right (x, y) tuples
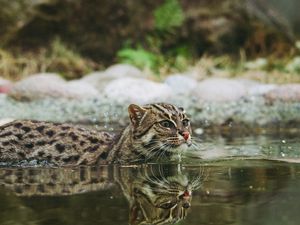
(107, 125), (136, 163)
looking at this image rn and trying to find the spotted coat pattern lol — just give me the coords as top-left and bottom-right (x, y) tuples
(0, 103), (192, 166)
(0, 120), (114, 166)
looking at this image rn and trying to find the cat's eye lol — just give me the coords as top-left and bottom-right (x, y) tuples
(182, 119), (190, 127)
(160, 120), (174, 128)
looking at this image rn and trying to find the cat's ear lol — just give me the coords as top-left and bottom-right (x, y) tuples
(128, 104), (147, 127)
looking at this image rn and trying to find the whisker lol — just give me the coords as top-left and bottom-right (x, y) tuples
(129, 133), (201, 163)
(190, 136), (202, 141)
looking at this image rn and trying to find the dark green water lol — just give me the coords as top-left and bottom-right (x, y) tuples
(0, 134), (300, 225)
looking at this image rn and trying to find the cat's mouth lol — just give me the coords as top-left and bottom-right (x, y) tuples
(167, 138), (192, 148)
(163, 140), (192, 154)
(142, 138), (192, 160)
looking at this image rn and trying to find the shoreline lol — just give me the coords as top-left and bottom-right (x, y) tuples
(1, 94), (299, 135)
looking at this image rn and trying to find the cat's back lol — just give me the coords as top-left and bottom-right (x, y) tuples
(0, 120), (115, 166)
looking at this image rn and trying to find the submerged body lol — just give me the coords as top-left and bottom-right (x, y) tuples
(0, 103), (192, 166)
(0, 120), (114, 166)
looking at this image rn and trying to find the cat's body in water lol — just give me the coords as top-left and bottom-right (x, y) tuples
(0, 103), (192, 166)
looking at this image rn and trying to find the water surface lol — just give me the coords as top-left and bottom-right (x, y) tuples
(0, 133), (300, 225)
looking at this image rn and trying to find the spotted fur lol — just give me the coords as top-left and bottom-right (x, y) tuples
(0, 103), (192, 166)
(0, 120), (114, 166)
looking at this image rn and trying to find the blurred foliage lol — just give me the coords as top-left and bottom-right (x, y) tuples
(154, 0), (185, 31)
(46, 38), (98, 79)
(117, 47), (159, 70)
(193, 49), (300, 84)
(0, 0), (299, 81)
(117, 45), (191, 76)
(117, 0), (190, 75)
(0, 38), (99, 80)
(0, 0), (33, 46)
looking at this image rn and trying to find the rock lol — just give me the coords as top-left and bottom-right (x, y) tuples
(193, 78), (247, 102)
(81, 64), (144, 91)
(105, 64), (143, 78)
(0, 77), (12, 85)
(264, 84), (300, 102)
(0, 78), (12, 93)
(66, 80), (100, 98)
(8, 73), (99, 101)
(8, 73), (64, 101)
(1, 87), (300, 130)
(103, 77), (173, 104)
(236, 78), (277, 95)
(236, 78), (260, 87)
(164, 74), (198, 95)
(248, 84), (277, 96)
(80, 71), (108, 90)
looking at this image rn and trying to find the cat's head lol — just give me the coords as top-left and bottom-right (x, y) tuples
(128, 103), (192, 160)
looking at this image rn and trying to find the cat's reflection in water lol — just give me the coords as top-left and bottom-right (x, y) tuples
(0, 164), (203, 225)
(116, 164), (202, 225)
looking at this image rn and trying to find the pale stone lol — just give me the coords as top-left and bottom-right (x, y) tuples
(264, 84), (300, 102)
(233, 79), (277, 95)
(248, 84), (277, 96)
(164, 74), (198, 95)
(104, 77), (173, 104)
(105, 64), (143, 77)
(8, 73), (99, 101)
(80, 71), (108, 90)
(0, 77), (12, 85)
(0, 77), (13, 93)
(81, 64), (144, 91)
(193, 78), (247, 102)
(66, 80), (100, 98)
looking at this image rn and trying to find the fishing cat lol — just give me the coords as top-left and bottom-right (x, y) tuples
(0, 103), (192, 166)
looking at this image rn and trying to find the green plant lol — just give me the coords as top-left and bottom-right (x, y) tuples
(116, 0), (188, 76)
(154, 0), (185, 31)
(117, 47), (159, 71)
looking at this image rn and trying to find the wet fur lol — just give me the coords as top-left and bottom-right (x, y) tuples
(0, 103), (192, 166)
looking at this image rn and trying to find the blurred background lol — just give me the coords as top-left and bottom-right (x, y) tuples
(1, 0), (300, 82)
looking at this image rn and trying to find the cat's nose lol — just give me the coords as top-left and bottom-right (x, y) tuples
(179, 131), (190, 140)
